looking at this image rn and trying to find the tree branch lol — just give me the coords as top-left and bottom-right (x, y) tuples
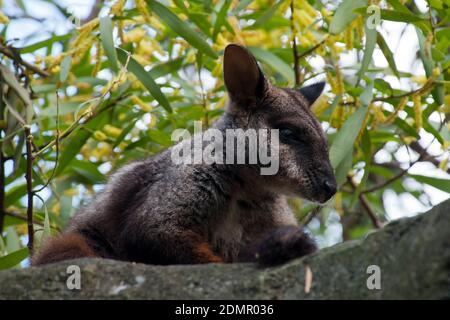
(409, 140), (449, 174)
(301, 205), (323, 226)
(0, 43), (51, 77)
(0, 151), (5, 233)
(24, 125), (34, 253)
(5, 211), (44, 227)
(290, 1), (301, 87)
(347, 176), (384, 229)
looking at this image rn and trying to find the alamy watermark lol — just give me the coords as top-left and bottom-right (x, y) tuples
(366, 265), (381, 290)
(366, 5), (381, 29)
(170, 121), (280, 175)
(66, 264), (81, 290)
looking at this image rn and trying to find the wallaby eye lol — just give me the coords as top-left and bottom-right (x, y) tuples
(279, 127), (305, 145)
(280, 128), (296, 140)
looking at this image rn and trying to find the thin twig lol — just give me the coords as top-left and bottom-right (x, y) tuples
(296, 37), (328, 61)
(347, 176), (383, 229)
(290, 1), (301, 87)
(34, 93), (130, 158)
(0, 43), (51, 77)
(0, 151), (5, 233)
(197, 58), (209, 127)
(5, 211), (44, 227)
(301, 205), (323, 226)
(24, 125), (34, 253)
(33, 90), (60, 194)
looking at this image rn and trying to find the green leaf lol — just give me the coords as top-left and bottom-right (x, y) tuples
(335, 149), (353, 187)
(213, 0), (232, 41)
(416, 28), (444, 105)
(5, 184), (27, 207)
(40, 204), (51, 243)
(6, 227), (21, 253)
(251, 0), (286, 28)
(379, 9), (428, 23)
(234, 0), (253, 13)
(329, 106), (367, 169)
(0, 65), (33, 123)
(146, 0), (218, 59)
(60, 55), (72, 82)
(149, 57), (184, 79)
(358, 23), (377, 81)
(248, 47), (294, 84)
(0, 248), (29, 270)
(71, 160), (105, 184)
(100, 16), (119, 73)
(376, 32), (400, 79)
(329, 0), (367, 35)
(359, 81), (374, 106)
(409, 175), (450, 193)
(56, 111), (108, 175)
(117, 48), (172, 113)
(19, 34), (71, 54)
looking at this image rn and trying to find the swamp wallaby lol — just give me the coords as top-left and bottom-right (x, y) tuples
(32, 44), (337, 266)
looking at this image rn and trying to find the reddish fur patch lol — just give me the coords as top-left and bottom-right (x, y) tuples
(32, 232), (97, 266)
(194, 242), (223, 263)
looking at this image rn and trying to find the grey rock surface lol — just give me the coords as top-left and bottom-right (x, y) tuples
(0, 199), (449, 299)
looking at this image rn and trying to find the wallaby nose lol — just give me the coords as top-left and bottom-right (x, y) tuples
(323, 178), (337, 200)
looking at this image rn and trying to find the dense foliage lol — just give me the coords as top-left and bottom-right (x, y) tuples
(0, 0), (449, 269)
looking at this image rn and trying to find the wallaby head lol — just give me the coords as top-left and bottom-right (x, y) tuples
(223, 44), (336, 204)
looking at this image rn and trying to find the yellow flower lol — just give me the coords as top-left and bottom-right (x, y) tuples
(72, 34), (96, 65)
(51, 202), (61, 215)
(93, 130), (107, 141)
(311, 94), (329, 116)
(344, 27), (353, 50)
(335, 192), (344, 215)
(103, 125), (122, 138)
(64, 188), (79, 196)
(135, 0), (152, 22)
(110, 0), (126, 15)
(123, 28), (146, 43)
(149, 114), (157, 128)
(0, 11), (9, 24)
(297, 0), (317, 17)
(131, 95), (153, 112)
(137, 39), (154, 57)
(402, 136), (417, 145)
(294, 10), (314, 28)
(298, 35), (312, 47)
(385, 97), (408, 124)
(118, 113), (127, 122)
(439, 157), (448, 172)
(432, 67), (441, 77)
(411, 75), (427, 85)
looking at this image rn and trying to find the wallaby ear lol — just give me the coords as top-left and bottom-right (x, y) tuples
(298, 82), (325, 106)
(223, 44), (265, 106)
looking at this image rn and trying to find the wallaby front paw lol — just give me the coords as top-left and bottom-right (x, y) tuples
(256, 226), (317, 266)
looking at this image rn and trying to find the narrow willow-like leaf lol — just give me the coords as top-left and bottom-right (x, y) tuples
(213, 0), (232, 41)
(376, 32), (400, 79)
(329, 0), (367, 35)
(0, 248), (29, 270)
(146, 0), (218, 59)
(59, 55), (72, 82)
(117, 48), (172, 113)
(249, 47), (294, 84)
(358, 23), (377, 82)
(410, 175), (450, 193)
(100, 16), (119, 73)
